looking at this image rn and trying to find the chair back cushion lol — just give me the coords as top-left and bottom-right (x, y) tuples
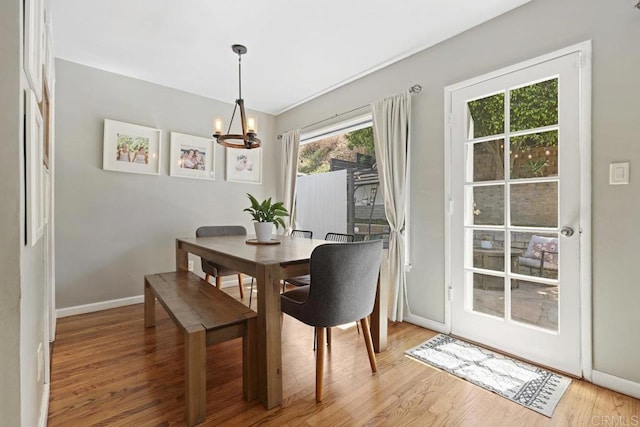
(196, 226), (247, 276)
(303, 240), (383, 327)
(196, 225), (247, 238)
(523, 235), (558, 265)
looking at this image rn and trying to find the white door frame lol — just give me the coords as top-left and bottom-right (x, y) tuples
(443, 41), (592, 379)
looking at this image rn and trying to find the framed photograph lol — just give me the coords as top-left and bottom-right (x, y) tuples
(103, 119), (161, 175)
(26, 89), (45, 246)
(226, 147), (262, 184)
(24, 0), (44, 102)
(169, 132), (215, 180)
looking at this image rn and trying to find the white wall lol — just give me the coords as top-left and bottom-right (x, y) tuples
(0, 0), (23, 424)
(276, 0), (640, 383)
(55, 60), (278, 309)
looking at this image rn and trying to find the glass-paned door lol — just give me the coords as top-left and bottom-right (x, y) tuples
(449, 52), (583, 375)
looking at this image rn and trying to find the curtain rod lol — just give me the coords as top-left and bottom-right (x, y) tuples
(277, 84), (422, 140)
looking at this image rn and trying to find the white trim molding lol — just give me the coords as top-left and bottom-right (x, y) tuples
(56, 295), (144, 318)
(38, 384), (50, 427)
(403, 313), (447, 334)
(592, 370), (640, 399)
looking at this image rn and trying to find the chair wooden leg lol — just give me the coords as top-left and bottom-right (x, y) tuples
(360, 317), (377, 373)
(316, 327), (325, 402)
(237, 273), (244, 299)
(326, 327), (332, 346)
(249, 278), (254, 309)
(355, 321), (360, 335)
(215, 276), (222, 288)
(204, 273), (211, 284)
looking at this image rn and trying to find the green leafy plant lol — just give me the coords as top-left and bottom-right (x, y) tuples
(243, 194), (289, 229)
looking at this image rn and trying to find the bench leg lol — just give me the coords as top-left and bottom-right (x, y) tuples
(243, 317), (258, 401)
(144, 278), (155, 328)
(184, 326), (206, 426)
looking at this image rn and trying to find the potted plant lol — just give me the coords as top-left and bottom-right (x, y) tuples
(244, 193), (289, 242)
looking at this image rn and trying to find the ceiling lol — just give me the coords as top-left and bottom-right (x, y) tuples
(52, 0), (531, 115)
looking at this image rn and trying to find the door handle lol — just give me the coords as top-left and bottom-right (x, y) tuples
(560, 227), (574, 237)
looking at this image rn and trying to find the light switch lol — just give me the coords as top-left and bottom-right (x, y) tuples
(609, 162), (630, 185)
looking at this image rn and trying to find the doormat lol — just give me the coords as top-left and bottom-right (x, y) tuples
(405, 334), (571, 417)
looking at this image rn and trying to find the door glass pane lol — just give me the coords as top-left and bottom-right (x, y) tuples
(467, 92), (505, 139)
(471, 185), (504, 225)
(511, 278), (558, 331)
(472, 272), (505, 318)
(510, 78), (558, 132)
(473, 230), (505, 272)
(510, 130), (558, 179)
(511, 232), (559, 280)
(510, 182), (558, 227)
(468, 139), (505, 182)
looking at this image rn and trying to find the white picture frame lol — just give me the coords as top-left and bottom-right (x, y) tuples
(169, 132), (215, 180)
(24, 0), (44, 102)
(103, 119), (161, 175)
(26, 89), (45, 246)
(226, 147), (262, 184)
(43, 22), (55, 97)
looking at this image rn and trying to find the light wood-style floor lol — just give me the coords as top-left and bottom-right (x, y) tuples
(48, 285), (639, 426)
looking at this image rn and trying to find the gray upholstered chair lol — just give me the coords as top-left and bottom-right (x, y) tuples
(196, 226), (246, 298)
(280, 240), (383, 401)
(284, 232), (355, 289)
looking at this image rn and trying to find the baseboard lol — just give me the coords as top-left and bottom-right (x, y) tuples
(56, 295), (144, 318)
(592, 370), (640, 399)
(38, 383), (50, 427)
(403, 313), (447, 333)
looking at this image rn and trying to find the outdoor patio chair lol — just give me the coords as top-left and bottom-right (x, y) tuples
(518, 235), (559, 277)
(280, 240), (383, 401)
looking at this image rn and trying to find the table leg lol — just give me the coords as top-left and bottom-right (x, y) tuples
(176, 240), (188, 271)
(255, 263), (283, 409)
(370, 272), (388, 353)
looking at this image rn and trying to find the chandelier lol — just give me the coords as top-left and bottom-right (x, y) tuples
(213, 44), (261, 149)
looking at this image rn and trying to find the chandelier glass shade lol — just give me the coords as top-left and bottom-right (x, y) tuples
(213, 44), (261, 149)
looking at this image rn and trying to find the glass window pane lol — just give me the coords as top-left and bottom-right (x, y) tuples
(472, 272), (505, 318)
(511, 278), (558, 331)
(467, 92), (505, 139)
(510, 130), (558, 179)
(512, 232), (559, 280)
(510, 182), (558, 227)
(468, 139), (505, 182)
(510, 79), (558, 132)
(471, 185), (504, 226)
(472, 230), (505, 272)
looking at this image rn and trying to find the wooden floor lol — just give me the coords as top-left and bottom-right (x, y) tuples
(49, 287), (639, 426)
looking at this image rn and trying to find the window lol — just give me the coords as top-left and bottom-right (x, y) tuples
(295, 116), (389, 245)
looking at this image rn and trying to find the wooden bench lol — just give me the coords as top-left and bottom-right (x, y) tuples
(144, 271), (257, 426)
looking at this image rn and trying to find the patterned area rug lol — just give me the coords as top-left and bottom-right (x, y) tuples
(405, 334), (571, 417)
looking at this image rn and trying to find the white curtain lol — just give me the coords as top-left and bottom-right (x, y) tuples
(280, 129), (300, 233)
(371, 91), (411, 322)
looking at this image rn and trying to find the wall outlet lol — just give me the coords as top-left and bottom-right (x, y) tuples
(37, 343), (43, 383)
(188, 260), (194, 271)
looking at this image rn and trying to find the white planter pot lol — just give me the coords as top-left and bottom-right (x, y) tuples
(254, 222), (273, 242)
(480, 240), (493, 249)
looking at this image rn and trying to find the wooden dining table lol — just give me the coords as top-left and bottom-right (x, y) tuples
(175, 234), (388, 409)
